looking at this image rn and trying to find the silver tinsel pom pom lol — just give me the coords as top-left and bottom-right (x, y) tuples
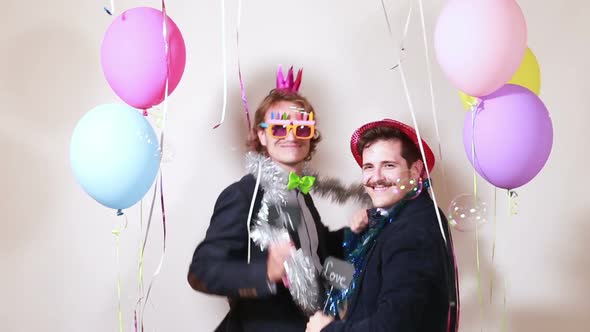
(250, 218), (290, 250)
(285, 249), (322, 316)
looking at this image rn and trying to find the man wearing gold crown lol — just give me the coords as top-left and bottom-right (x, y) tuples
(187, 65), (368, 332)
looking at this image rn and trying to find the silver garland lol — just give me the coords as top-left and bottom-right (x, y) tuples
(311, 174), (372, 207)
(285, 249), (322, 316)
(244, 152), (369, 315)
(249, 215), (290, 251)
(245, 152), (289, 206)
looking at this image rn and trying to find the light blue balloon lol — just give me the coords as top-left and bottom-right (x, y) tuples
(70, 104), (160, 210)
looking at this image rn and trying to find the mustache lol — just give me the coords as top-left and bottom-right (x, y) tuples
(364, 179), (395, 188)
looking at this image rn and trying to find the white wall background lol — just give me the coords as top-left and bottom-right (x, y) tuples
(1, 0), (588, 331)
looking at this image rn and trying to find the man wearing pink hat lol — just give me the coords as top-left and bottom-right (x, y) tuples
(306, 119), (459, 332)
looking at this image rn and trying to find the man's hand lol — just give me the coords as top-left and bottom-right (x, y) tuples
(306, 311), (334, 332)
(349, 208), (369, 234)
(266, 241), (294, 283)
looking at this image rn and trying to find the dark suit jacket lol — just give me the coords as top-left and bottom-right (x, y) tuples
(188, 174), (343, 332)
(323, 190), (458, 332)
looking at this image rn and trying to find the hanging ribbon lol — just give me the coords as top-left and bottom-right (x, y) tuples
(502, 278), (508, 332)
(135, 2), (171, 330)
(469, 79), (484, 332)
(490, 188), (497, 303)
(213, 0), (228, 129)
(490, 188), (509, 332)
(475, 214), (484, 331)
(502, 190), (516, 331)
(246, 161), (262, 264)
(134, 199), (145, 332)
(470, 106), (479, 199)
(112, 214), (128, 332)
(417, 0), (450, 200)
(379, 0), (394, 39)
(508, 190), (519, 216)
(103, 0), (115, 15)
(415, 2), (461, 329)
(135, 177), (159, 332)
(381, 0), (409, 70)
(388, 0), (447, 246)
(381, 1), (461, 330)
(236, 0), (252, 134)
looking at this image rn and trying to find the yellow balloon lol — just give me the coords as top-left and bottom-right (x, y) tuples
(458, 91), (480, 110)
(508, 47), (541, 94)
(459, 47), (541, 110)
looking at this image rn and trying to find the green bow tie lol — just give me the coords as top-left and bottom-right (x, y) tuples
(287, 172), (316, 194)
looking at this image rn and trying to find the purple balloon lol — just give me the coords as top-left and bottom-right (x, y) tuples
(463, 84), (553, 189)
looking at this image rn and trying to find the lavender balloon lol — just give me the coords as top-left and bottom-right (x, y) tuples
(463, 84), (553, 189)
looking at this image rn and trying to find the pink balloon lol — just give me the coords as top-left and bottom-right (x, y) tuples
(434, 0), (527, 97)
(101, 7), (186, 110)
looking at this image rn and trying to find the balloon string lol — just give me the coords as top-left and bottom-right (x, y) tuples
(502, 278), (508, 332)
(134, 199), (145, 332)
(508, 190), (519, 216)
(490, 188), (497, 303)
(471, 104), (483, 331)
(112, 214), (128, 332)
(137, 3), (170, 330)
(475, 219), (484, 331)
(471, 106), (477, 200)
(140, 174), (168, 329)
(137, 177), (159, 332)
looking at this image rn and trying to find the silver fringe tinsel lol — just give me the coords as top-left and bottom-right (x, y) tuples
(285, 249), (322, 316)
(249, 217), (290, 251)
(246, 152), (289, 206)
(244, 152), (370, 315)
(311, 174), (372, 207)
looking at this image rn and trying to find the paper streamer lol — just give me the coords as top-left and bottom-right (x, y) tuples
(417, 0), (450, 200)
(103, 0), (114, 15)
(137, 2), (171, 330)
(213, 0), (228, 129)
(236, 0), (252, 133)
(381, 1), (459, 330)
(246, 161), (262, 264)
(393, 7), (447, 246)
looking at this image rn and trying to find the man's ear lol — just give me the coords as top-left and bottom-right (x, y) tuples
(410, 159), (424, 179)
(257, 129), (267, 147)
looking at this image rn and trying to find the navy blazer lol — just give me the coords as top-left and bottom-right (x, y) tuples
(188, 174), (343, 332)
(323, 191), (458, 332)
